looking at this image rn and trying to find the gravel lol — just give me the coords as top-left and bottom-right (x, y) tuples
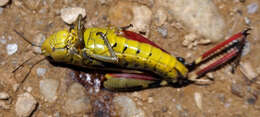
(64, 83), (92, 114)
(108, 1), (152, 37)
(231, 83), (245, 97)
(0, 101), (10, 109)
(0, 92), (9, 100)
(158, 0), (225, 42)
(113, 96), (145, 117)
(247, 3), (259, 14)
(240, 62), (258, 81)
(154, 7), (167, 26)
(60, 7), (86, 24)
(194, 92), (202, 110)
(0, 7), (3, 15)
(6, 43), (18, 55)
(157, 27), (168, 38)
(36, 68), (46, 77)
(15, 93), (37, 117)
(0, 0), (9, 7)
(39, 79), (59, 102)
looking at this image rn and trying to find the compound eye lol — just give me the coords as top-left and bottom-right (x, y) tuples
(177, 57), (186, 64)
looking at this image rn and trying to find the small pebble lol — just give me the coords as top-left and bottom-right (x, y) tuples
(40, 79), (59, 102)
(113, 96), (145, 117)
(13, 83), (20, 92)
(15, 93), (37, 117)
(241, 41), (250, 56)
(147, 97), (154, 103)
(0, 36), (6, 44)
(179, 109), (189, 117)
(60, 7), (86, 24)
(247, 3), (258, 14)
(0, 101), (10, 109)
(194, 92), (202, 110)
(244, 17), (251, 25)
(231, 83), (245, 97)
(33, 33), (46, 54)
(246, 96), (256, 105)
(176, 104), (182, 111)
(34, 33), (45, 45)
(154, 8), (167, 26)
(0, 0), (9, 7)
(0, 7), (3, 15)
(206, 73), (214, 79)
(130, 4), (152, 37)
(0, 92), (9, 100)
(64, 83), (92, 114)
(159, 0), (226, 42)
(157, 27), (168, 38)
(108, 1), (152, 37)
(240, 62), (258, 81)
(6, 43), (18, 55)
(216, 93), (225, 103)
(224, 103), (231, 108)
(182, 33), (198, 47)
(53, 112), (60, 117)
(198, 39), (211, 45)
(26, 86), (33, 92)
(36, 68), (46, 77)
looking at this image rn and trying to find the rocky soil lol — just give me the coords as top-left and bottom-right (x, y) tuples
(0, 0), (260, 117)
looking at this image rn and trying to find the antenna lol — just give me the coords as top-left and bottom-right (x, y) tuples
(13, 29), (46, 84)
(13, 29), (41, 47)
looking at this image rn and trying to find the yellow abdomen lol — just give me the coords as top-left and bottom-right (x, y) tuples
(84, 28), (188, 82)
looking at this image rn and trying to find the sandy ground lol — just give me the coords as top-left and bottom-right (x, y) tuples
(0, 0), (260, 117)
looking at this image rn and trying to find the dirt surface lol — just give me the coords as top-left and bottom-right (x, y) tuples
(0, 0), (260, 117)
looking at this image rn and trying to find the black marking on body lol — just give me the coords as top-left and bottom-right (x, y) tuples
(122, 45), (128, 53)
(149, 53), (152, 56)
(112, 43), (117, 48)
(136, 49), (140, 54)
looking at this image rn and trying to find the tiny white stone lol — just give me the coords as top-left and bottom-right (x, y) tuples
(6, 43), (18, 55)
(26, 87), (33, 92)
(33, 47), (42, 54)
(147, 97), (154, 103)
(247, 3), (258, 14)
(0, 38), (6, 44)
(36, 68), (46, 77)
(60, 7), (86, 24)
(157, 27), (168, 38)
(176, 104), (182, 111)
(242, 41), (250, 56)
(12, 84), (20, 92)
(0, 7), (3, 15)
(0, 92), (9, 100)
(0, 0), (9, 7)
(194, 92), (202, 110)
(244, 17), (251, 25)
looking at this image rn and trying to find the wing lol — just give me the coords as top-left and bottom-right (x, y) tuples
(122, 30), (170, 53)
